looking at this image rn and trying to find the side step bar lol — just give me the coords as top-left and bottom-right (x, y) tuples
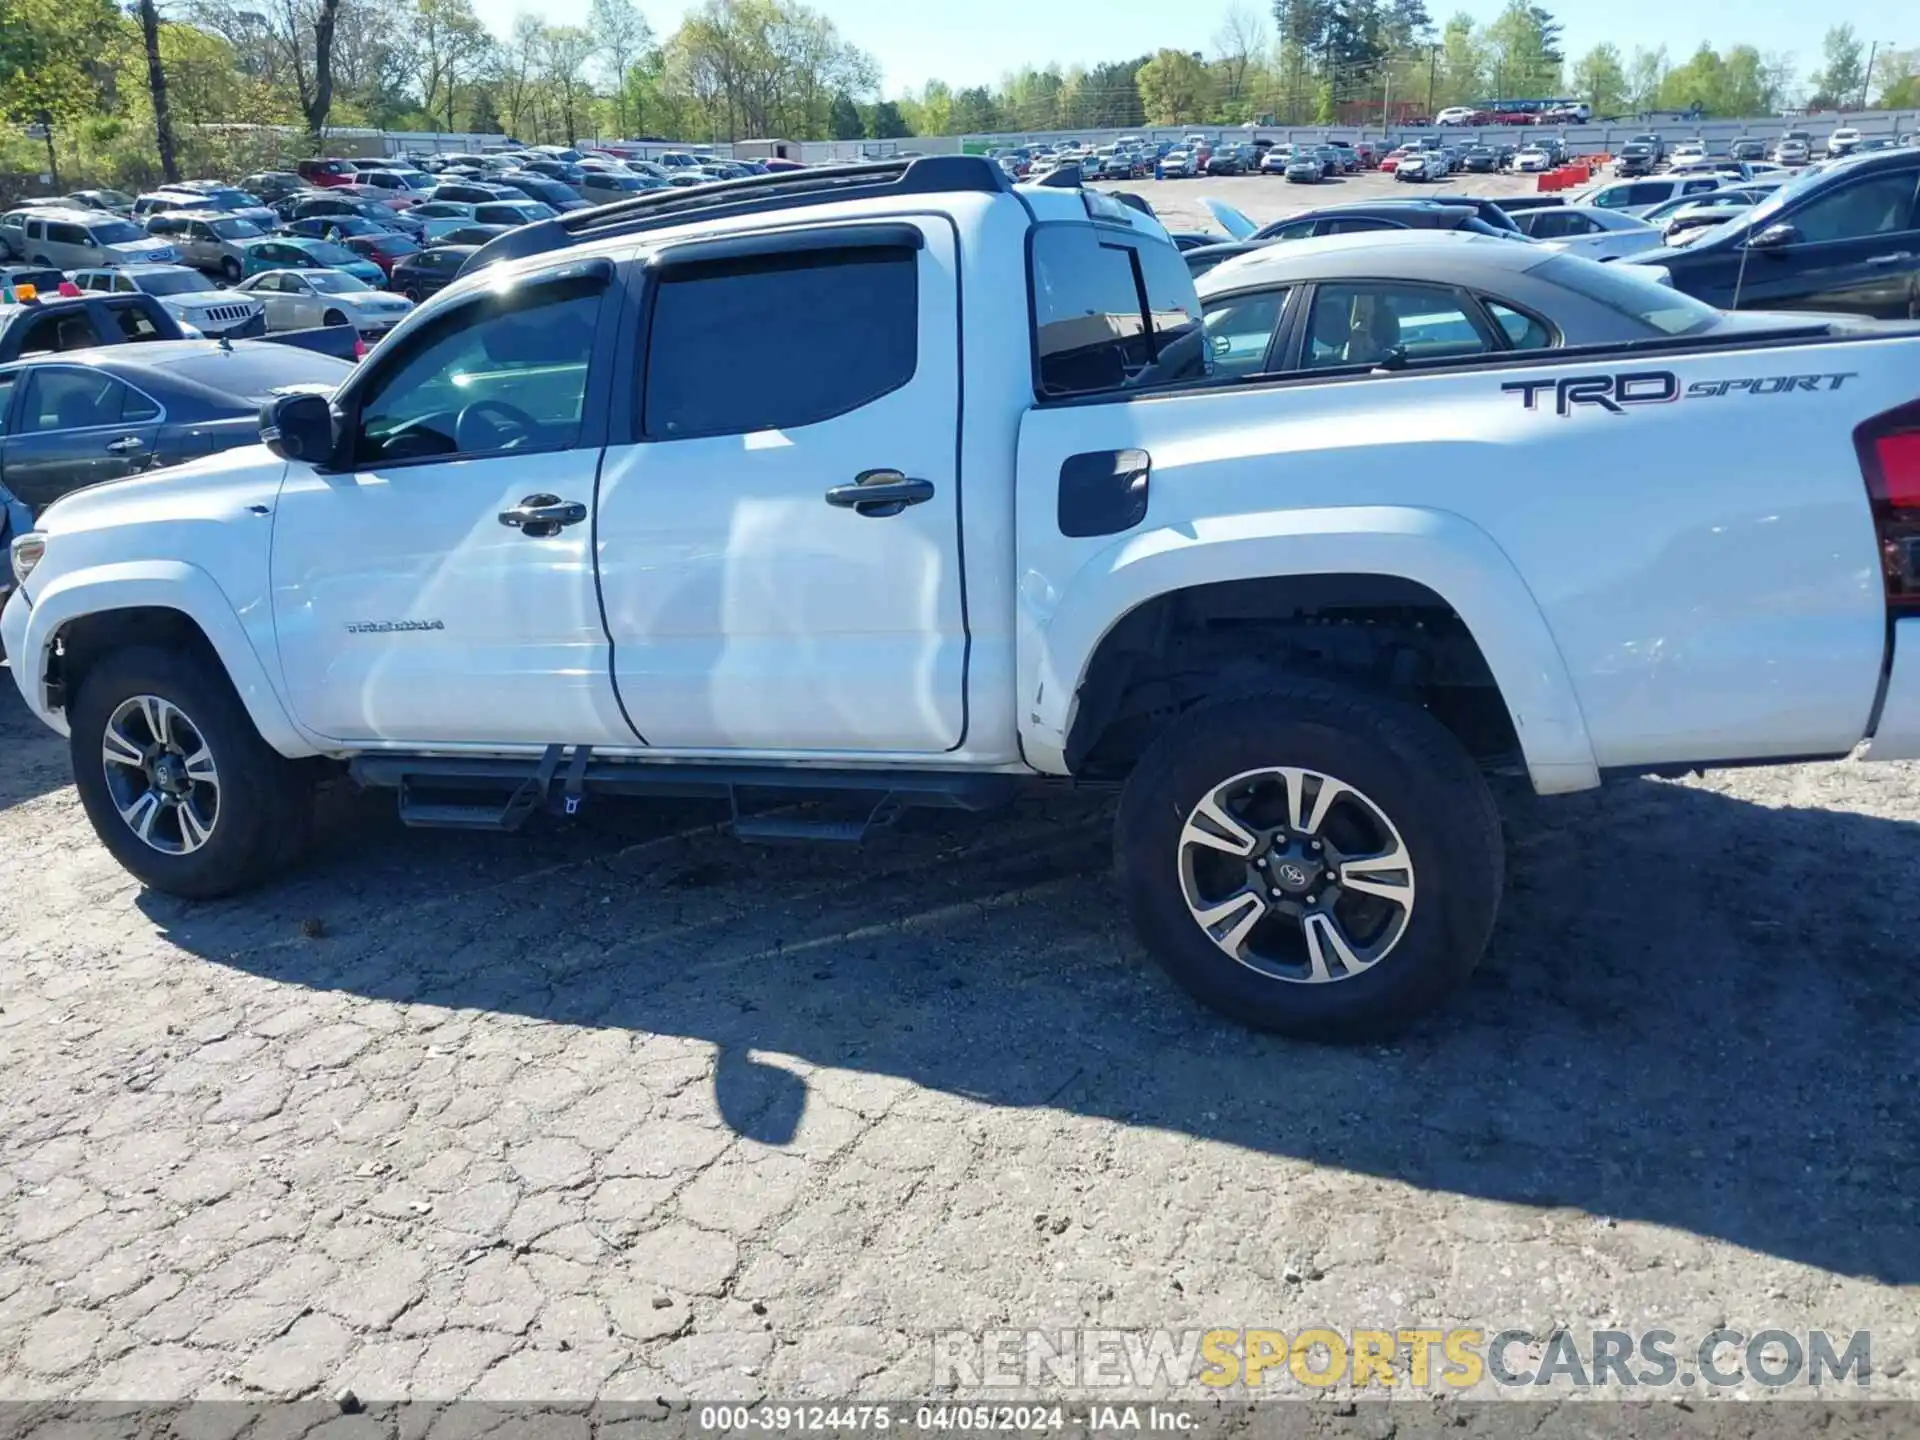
(351, 748), (1019, 842)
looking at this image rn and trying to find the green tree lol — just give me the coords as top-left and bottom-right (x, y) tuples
(1625, 43), (1666, 112)
(828, 89), (862, 138)
(586, 0), (651, 137)
(1080, 56), (1148, 126)
(1656, 42), (1726, 114)
(1136, 48), (1215, 124)
(949, 85), (999, 134)
(1806, 24), (1863, 109)
(1568, 41), (1625, 116)
(1873, 48), (1919, 109)
(1433, 12), (1485, 111)
(1484, 0), (1561, 100)
(868, 97), (910, 137)
(413, 0), (492, 132)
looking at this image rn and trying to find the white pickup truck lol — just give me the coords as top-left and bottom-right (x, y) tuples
(7, 157), (1920, 1038)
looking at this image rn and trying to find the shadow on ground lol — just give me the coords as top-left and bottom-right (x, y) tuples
(107, 743), (1920, 1288)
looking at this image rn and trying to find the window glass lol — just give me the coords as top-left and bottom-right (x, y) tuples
(0, 374), (14, 435)
(1526, 210), (1596, 238)
(1484, 300), (1555, 350)
(116, 307), (163, 342)
(643, 246), (918, 438)
(19, 370), (146, 431)
(1628, 184), (1673, 206)
(48, 223), (88, 245)
(1319, 218), (1397, 235)
(1590, 187), (1630, 209)
(1202, 287), (1288, 377)
(353, 277), (601, 465)
(1532, 254), (1720, 336)
(1304, 283), (1488, 368)
(1031, 226), (1209, 397)
(18, 311), (100, 353)
(1788, 172), (1920, 243)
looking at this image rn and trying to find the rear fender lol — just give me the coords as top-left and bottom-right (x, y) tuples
(1021, 504), (1601, 794)
(15, 559), (316, 757)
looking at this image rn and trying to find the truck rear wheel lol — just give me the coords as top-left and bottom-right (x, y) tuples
(1114, 682), (1503, 1040)
(69, 646), (312, 899)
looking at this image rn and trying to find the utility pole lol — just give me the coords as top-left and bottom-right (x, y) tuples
(33, 110), (58, 190)
(1859, 41), (1879, 110)
(1426, 45), (1438, 119)
(1383, 60), (1391, 128)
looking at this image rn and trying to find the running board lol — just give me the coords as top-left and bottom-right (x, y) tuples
(355, 749), (1018, 840)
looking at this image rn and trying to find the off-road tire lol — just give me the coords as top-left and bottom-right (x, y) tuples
(1115, 680), (1504, 1040)
(70, 646), (312, 899)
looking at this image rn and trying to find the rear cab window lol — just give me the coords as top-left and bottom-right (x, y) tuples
(1029, 224), (1210, 398)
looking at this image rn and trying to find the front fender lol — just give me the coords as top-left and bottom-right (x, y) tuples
(13, 559), (316, 758)
(1019, 504), (1601, 795)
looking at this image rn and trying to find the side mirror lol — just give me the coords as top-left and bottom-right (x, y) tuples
(260, 392), (334, 464)
(1748, 222), (1798, 250)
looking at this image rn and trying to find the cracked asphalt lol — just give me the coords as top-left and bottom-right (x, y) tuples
(2, 676), (1918, 1409)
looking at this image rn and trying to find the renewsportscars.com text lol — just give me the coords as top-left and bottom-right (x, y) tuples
(933, 1328), (1872, 1392)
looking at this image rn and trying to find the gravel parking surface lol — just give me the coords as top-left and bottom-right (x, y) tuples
(0, 176), (1915, 1407)
(3, 669), (1918, 1407)
(1095, 170), (1554, 236)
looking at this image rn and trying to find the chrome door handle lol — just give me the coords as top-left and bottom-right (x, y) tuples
(105, 435), (146, 455)
(498, 493), (588, 538)
(1864, 252), (1915, 265)
(823, 470), (935, 518)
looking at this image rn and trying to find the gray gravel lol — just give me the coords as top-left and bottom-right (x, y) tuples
(3, 647), (1919, 1403)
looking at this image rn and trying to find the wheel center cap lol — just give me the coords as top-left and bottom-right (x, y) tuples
(152, 754), (189, 795)
(1271, 858), (1314, 892)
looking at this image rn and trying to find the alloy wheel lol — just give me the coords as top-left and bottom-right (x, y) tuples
(100, 695), (220, 855)
(1176, 766), (1416, 984)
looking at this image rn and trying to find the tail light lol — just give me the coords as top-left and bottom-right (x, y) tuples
(1857, 403), (1920, 613)
(352, 339), (367, 360)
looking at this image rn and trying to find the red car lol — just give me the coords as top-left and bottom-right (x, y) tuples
(296, 158), (359, 189)
(342, 231), (424, 278)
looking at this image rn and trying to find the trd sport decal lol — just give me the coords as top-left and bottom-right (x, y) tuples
(1503, 370), (1857, 416)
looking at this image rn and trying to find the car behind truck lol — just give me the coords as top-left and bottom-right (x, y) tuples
(7, 156), (1920, 1039)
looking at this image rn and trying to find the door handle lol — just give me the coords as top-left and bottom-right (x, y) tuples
(498, 493), (588, 538)
(105, 435), (146, 455)
(1864, 252), (1916, 265)
(823, 469), (935, 518)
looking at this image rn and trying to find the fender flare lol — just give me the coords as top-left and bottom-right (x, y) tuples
(1021, 504), (1601, 795)
(16, 559), (318, 758)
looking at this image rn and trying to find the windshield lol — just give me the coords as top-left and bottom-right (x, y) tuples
(1533, 254), (1720, 336)
(306, 271), (373, 293)
(308, 243), (361, 267)
(211, 218), (265, 239)
(203, 191), (260, 210)
(91, 221), (144, 244)
(136, 269), (215, 296)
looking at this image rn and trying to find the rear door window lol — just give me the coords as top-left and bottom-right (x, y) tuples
(642, 244), (918, 438)
(1787, 171), (1920, 243)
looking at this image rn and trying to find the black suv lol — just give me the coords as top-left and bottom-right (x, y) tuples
(1626, 149), (1920, 320)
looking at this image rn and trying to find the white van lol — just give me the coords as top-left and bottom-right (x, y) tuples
(0, 206), (178, 268)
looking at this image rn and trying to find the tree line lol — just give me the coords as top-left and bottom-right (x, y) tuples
(1, 0), (1914, 194)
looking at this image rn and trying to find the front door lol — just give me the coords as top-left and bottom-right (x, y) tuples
(269, 261), (630, 747)
(1734, 166), (1920, 318)
(594, 222), (968, 754)
(0, 365), (165, 514)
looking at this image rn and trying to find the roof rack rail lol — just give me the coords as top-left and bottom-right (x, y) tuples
(461, 155), (1010, 274)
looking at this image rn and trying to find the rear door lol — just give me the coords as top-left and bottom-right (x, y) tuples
(0, 364), (164, 513)
(594, 220), (968, 754)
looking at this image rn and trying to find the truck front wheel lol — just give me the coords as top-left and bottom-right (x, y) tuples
(69, 646), (312, 898)
(1114, 683), (1504, 1040)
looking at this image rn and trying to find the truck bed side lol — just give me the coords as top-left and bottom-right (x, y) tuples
(1017, 330), (1920, 787)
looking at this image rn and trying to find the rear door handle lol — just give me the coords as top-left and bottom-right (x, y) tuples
(1865, 252), (1916, 265)
(824, 469), (935, 518)
(105, 435), (145, 455)
(498, 493), (588, 538)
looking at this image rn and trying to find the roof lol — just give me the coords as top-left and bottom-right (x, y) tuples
(1195, 229), (1551, 296)
(3, 205), (98, 222)
(73, 262), (198, 276)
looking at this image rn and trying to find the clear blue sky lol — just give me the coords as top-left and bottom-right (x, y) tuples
(468, 0), (1900, 98)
